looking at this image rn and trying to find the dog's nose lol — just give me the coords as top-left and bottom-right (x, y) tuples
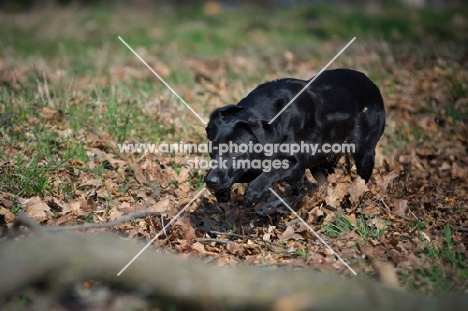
(205, 174), (219, 188)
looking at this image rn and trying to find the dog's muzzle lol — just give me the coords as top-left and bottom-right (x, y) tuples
(206, 171), (231, 203)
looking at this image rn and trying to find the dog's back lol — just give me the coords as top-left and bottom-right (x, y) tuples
(311, 69), (385, 119)
(237, 69), (384, 122)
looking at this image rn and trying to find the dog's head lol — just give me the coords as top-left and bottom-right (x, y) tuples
(205, 104), (275, 202)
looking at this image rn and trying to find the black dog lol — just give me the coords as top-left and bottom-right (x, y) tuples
(205, 68), (385, 206)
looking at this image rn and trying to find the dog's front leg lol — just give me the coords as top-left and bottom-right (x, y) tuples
(243, 174), (273, 207)
(243, 164), (305, 207)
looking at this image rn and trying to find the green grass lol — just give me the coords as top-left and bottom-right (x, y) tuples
(0, 149), (88, 198)
(0, 155), (49, 196)
(301, 3), (467, 42)
(324, 214), (354, 236)
(189, 169), (205, 190)
(0, 124), (89, 197)
(11, 204), (23, 214)
(446, 73), (468, 122)
(405, 226), (468, 295)
(324, 213), (386, 243)
(3, 2), (463, 157)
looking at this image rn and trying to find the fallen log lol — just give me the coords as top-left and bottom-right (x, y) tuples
(0, 234), (466, 310)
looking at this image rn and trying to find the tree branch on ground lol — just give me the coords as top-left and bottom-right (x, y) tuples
(14, 210), (162, 232)
(1, 234), (467, 311)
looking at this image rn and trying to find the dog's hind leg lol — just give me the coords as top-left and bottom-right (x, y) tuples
(353, 151), (375, 182)
(350, 105), (385, 182)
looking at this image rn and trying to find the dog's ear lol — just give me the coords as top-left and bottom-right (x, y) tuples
(247, 120), (279, 145)
(206, 105), (244, 137)
(211, 105), (243, 119)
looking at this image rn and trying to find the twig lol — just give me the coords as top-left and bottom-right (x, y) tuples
(454, 226), (468, 232)
(203, 230), (287, 248)
(14, 212), (45, 233)
(253, 262), (307, 268)
(203, 230), (246, 239)
(15, 210), (163, 232)
(374, 194), (414, 221)
(83, 124), (165, 231)
(52, 210), (163, 231)
(196, 238), (235, 244)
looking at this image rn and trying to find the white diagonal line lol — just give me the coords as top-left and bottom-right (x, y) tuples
(118, 36), (207, 125)
(117, 188), (207, 276)
(269, 188), (357, 275)
(268, 37), (356, 124)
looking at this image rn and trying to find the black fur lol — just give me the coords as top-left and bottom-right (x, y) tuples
(205, 69), (385, 206)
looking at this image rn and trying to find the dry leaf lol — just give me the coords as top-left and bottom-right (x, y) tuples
(191, 241), (206, 254)
(325, 182), (349, 208)
(375, 170), (399, 191)
(372, 260), (400, 290)
(154, 63), (171, 78)
(307, 206), (324, 223)
(177, 166), (191, 183)
(452, 162), (468, 179)
(371, 217), (386, 230)
(387, 248), (402, 265)
(279, 225), (295, 240)
(226, 242), (244, 255)
(24, 197), (51, 219)
(0, 207), (14, 223)
(40, 106), (62, 121)
(414, 113), (438, 132)
(420, 231), (431, 242)
(349, 176), (368, 203)
(134, 169), (148, 184)
(204, 1), (221, 15)
(347, 213), (357, 225)
(392, 199), (408, 218)
(175, 217), (197, 240)
(1, 198), (14, 209)
(108, 207), (123, 221)
(148, 197), (172, 216)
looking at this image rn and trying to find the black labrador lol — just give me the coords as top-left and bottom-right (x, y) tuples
(205, 68), (385, 206)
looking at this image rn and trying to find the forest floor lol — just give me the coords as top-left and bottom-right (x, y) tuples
(0, 2), (467, 309)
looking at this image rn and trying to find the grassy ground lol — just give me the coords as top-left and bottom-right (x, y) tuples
(1, 2), (467, 307)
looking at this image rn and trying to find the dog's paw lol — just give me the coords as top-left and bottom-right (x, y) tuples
(214, 190), (231, 203)
(243, 188), (263, 207)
